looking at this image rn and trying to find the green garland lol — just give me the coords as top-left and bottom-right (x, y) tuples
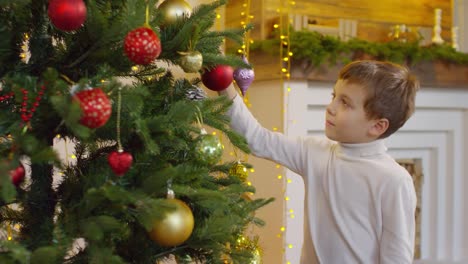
(249, 29), (468, 67)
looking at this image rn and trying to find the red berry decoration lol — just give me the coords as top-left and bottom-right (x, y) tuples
(19, 85), (47, 124)
(48, 0), (87, 31)
(74, 88), (112, 129)
(124, 27), (162, 65)
(10, 164), (25, 187)
(108, 151), (133, 176)
(201, 65), (233, 91)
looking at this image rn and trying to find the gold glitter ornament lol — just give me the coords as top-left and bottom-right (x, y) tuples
(235, 235), (263, 264)
(229, 161), (248, 182)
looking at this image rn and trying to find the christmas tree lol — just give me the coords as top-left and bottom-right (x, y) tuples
(0, 0), (272, 263)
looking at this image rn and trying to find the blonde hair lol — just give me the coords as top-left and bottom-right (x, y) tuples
(339, 60), (419, 138)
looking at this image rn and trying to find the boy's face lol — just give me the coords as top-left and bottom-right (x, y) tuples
(325, 79), (383, 143)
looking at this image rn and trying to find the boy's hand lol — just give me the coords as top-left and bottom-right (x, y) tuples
(218, 84), (238, 100)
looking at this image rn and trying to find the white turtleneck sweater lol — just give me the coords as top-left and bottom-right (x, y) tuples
(227, 95), (416, 264)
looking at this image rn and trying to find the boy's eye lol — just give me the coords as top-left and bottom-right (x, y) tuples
(331, 92), (336, 99)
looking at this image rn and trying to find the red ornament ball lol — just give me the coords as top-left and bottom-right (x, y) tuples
(48, 0), (87, 31)
(10, 164), (25, 187)
(201, 65), (233, 91)
(74, 88), (112, 129)
(124, 27), (162, 65)
(108, 151), (133, 176)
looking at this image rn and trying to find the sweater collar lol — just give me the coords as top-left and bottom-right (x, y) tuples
(337, 139), (387, 157)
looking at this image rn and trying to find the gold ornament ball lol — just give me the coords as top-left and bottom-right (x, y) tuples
(158, 0), (192, 25)
(149, 198), (194, 247)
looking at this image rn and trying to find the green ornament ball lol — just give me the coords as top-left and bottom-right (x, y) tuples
(195, 132), (223, 164)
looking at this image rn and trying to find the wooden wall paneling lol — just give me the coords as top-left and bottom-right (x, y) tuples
(227, 0), (454, 43)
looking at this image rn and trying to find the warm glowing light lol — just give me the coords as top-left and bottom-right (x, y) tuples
(285, 196), (290, 201)
(281, 227), (286, 232)
(247, 181), (252, 186)
(276, 164), (281, 168)
(70, 154), (77, 159)
(250, 168), (255, 173)
(277, 174), (283, 179)
(288, 244), (293, 248)
(274, 24), (279, 28)
(212, 131), (217, 135)
(280, 35), (285, 40)
(283, 57), (289, 62)
(289, 52), (293, 56)
(289, 209), (294, 213)
(216, 13), (221, 19)
(288, 87), (291, 92)
(290, 214), (295, 218)
(282, 68), (287, 73)
(273, 127), (278, 131)
(287, 179), (292, 183)
(56, 134), (61, 138)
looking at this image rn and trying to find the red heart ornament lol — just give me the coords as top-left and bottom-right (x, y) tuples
(10, 164), (25, 186)
(108, 151), (133, 176)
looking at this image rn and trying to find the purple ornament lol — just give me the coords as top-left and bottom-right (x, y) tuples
(233, 56), (255, 96)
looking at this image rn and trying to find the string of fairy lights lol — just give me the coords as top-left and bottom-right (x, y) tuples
(278, 1), (295, 263)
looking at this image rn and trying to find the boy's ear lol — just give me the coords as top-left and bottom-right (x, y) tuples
(369, 118), (389, 138)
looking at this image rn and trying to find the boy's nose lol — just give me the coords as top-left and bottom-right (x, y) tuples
(326, 103), (336, 116)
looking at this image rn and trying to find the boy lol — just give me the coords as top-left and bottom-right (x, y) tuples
(219, 60), (419, 263)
